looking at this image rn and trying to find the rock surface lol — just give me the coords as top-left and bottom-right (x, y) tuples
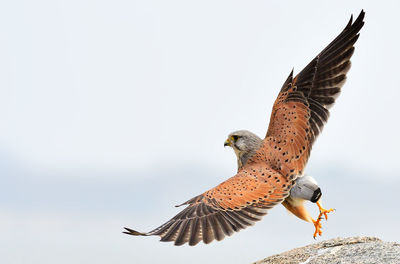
(254, 236), (400, 264)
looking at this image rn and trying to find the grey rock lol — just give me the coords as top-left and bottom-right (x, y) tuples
(254, 237), (400, 264)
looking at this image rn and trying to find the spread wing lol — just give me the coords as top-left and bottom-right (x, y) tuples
(124, 164), (295, 246)
(265, 10), (365, 174)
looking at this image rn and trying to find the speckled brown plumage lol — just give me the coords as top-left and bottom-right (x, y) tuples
(124, 10), (365, 246)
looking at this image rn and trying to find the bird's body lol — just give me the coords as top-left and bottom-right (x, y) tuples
(225, 130), (322, 225)
(124, 10), (365, 246)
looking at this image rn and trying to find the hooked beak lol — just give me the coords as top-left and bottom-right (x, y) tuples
(224, 138), (231, 147)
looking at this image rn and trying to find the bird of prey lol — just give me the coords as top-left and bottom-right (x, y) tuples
(124, 10), (365, 246)
(224, 130), (331, 238)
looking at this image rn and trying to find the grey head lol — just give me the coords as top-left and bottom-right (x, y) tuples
(224, 130), (263, 169)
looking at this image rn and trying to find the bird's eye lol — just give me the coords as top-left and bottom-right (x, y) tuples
(231, 135), (239, 141)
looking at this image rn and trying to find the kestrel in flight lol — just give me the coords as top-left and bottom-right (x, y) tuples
(124, 10), (365, 246)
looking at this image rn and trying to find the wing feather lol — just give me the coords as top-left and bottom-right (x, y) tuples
(265, 10), (365, 174)
(123, 167), (294, 245)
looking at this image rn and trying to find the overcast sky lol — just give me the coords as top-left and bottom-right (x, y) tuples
(1, 1), (399, 264)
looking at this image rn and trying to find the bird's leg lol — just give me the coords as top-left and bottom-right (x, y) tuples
(311, 201), (334, 239)
(316, 200), (335, 221)
(312, 217), (323, 239)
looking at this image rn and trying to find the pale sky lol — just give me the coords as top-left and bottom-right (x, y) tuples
(1, 1), (399, 264)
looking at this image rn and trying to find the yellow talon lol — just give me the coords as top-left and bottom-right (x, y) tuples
(311, 201), (334, 239)
(312, 217), (323, 239)
(316, 201), (335, 221)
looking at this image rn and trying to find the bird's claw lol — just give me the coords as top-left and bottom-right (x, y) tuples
(312, 218), (323, 239)
(312, 201), (335, 239)
(316, 201), (335, 221)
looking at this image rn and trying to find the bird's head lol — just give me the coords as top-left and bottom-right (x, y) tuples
(224, 130), (263, 168)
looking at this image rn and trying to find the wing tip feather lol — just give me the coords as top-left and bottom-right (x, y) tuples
(123, 227), (148, 236)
